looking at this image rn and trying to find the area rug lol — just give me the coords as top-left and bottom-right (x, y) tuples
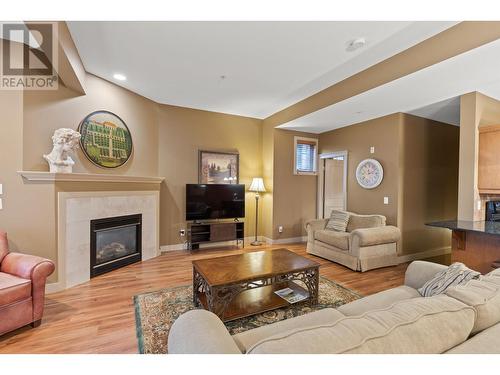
(134, 276), (361, 354)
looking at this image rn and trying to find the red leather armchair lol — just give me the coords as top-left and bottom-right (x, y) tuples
(0, 231), (55, 336)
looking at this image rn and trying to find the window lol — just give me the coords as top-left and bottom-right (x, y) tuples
(294, 136), (318, 175)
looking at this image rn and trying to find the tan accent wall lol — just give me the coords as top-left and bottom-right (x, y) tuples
(399, 114), (459, 255)
(458, 92), (500, 221)
(271, 129), (318, 240)
(156, 104), (262, 245)
(319, 114), (402, 226)
(319, 113), (459, 256)
(0, 41), (58, 282)
(23, 73), (159, 177)
(261, 121), (275, 239)
(264, 22), (500, 128)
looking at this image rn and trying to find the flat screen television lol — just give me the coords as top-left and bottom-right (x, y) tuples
(186, 184), (245, 221)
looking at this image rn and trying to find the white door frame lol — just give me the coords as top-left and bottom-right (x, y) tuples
(317, 151), (348, 219)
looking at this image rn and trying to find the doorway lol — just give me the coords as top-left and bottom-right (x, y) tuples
(317, 151), (348, 219)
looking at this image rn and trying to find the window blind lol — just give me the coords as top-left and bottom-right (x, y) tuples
(295, 140), (316, 172)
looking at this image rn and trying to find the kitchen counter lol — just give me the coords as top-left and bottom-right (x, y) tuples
(427, 220), (500, 274)
(427, 220), (500, 236)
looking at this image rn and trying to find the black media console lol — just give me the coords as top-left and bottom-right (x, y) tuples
(187, 221), (244, 250)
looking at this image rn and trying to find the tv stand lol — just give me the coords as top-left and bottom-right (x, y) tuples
(187, 221), (244, 250)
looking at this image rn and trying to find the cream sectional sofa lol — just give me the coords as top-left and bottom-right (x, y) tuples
(306, 212), (400, 272)
(168, 261), (500, 354)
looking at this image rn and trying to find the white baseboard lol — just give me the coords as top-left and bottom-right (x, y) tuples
(160, 243), (187, 252)
(160, 235), (307, 252)
(45, 282), (64, 294)
(160, 236), (264, 253)
(263, 236), (307, 245)
(397, 246), (451, 264)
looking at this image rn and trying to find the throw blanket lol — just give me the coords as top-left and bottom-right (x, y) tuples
(418, 262), (481, 297)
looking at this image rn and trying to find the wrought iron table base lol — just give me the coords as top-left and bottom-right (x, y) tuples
(192, 266), (319, 321)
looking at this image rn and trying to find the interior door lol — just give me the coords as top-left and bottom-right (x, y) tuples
(320, 154), (347, 218)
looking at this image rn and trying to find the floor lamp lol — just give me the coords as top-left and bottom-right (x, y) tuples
(249, 177), (266, 246)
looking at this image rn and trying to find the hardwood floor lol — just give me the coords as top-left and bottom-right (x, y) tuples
(0, 243), (413, 354)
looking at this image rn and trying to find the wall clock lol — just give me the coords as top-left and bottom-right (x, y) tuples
(356, 158), (384, 189)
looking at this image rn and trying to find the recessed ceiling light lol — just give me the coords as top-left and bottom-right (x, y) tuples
(113, 73), (127, 81)
(346, 37), (366, 52)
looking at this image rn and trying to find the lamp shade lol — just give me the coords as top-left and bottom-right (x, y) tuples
(249, 177), (266, 193)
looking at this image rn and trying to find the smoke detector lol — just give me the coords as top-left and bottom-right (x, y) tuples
(346, 37), (366, 52)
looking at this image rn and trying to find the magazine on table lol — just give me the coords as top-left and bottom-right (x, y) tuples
(274, 287), (308, 304)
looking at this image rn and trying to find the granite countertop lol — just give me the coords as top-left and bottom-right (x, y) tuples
(426, 220), (500, 236)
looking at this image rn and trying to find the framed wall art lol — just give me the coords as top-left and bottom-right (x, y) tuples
(198, 150), (239, 184)
(78, 110), (133, 168)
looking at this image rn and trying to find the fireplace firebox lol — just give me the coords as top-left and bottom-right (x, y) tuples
(90, 214), (142, 277)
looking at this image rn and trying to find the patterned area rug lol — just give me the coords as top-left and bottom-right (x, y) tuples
(134, 276), (361, 354)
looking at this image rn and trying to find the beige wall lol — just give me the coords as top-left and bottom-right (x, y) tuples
(156, 104), (263, 245)
(272, 129), (318, 240)
(319, 114), (401, 226)
(261, 120), (275, 239)
(319, 113), (459, 256)
(0, 41), (58, 282)
(399, 114), (459, 255)
(23, 73), (159, 177)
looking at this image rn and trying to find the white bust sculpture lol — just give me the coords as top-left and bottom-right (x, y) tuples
(43, 128), (82, 173)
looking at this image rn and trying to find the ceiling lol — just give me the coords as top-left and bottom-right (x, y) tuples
(279, 37), (500, 133)
(407, 97), (461, 126)
(67, 21), (456, 119)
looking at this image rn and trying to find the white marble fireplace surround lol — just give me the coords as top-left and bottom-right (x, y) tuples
(53, 191), (160, 292)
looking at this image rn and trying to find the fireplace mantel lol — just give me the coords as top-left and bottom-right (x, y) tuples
(18, 171), (165, 184)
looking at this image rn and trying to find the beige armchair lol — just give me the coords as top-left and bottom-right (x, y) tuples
(305, 212), (400, 272)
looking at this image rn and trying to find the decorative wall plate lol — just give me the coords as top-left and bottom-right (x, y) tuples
(356, 158), (384, 189)
(78, 110), (133, 169)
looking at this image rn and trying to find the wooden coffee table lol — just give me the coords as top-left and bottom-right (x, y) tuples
(192, 248), (320, 322)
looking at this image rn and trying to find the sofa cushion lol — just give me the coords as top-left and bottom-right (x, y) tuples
(325, 210), (350, 232)
(350, 226), (401, 247)
(445, 277), (500, 334)
(0, 231), (8, 264)
(0, 272), (31, 306)
(346, 214), (385, 232)
(338, 285), (420, 316)
(485, 267), (500, 278)
(446, 322), (500, 354)
(418, 262), (480, 297)
(232, 308), (345, 353)
(168, 310), (242, 354)
(247, 295), (475, 354)
(314, 230), (350, 250)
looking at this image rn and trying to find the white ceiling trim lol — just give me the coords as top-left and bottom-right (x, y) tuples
(269, 21), (458, 117)
(279, 38), (500, 133)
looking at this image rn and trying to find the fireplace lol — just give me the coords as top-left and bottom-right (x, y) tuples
(90, 214), (142, 277)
